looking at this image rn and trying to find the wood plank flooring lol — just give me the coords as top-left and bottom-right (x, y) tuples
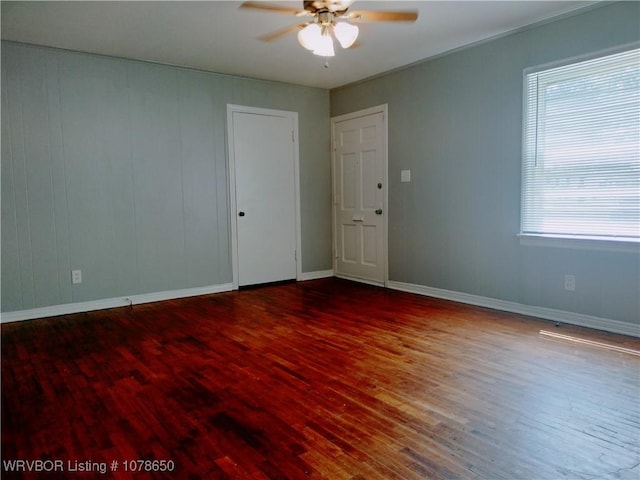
(2, 278), (639, 479)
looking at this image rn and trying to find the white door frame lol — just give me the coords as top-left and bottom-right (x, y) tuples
(227, 104), (302, 290)
(331, 104), (389, 287)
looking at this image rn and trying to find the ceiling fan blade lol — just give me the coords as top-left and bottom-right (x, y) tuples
(345, 10), (418, 22)
(258, 23), (307, 42)
(240, 1), (303, 15)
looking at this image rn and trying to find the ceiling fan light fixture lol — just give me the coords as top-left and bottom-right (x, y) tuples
(312, 32), (335, 57)
(242, 1), (418, 60)
(297, 23), (322, 50)
(333, 21), (358, 48)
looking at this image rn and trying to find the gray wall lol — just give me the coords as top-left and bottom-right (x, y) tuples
(3, 3), (639, 328)
(331, 2), (640, 326)
(1, 42), (332, 312)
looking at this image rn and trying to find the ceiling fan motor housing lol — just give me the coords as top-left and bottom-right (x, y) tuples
(304, 1), (350, 15)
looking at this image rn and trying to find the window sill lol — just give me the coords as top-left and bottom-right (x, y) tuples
(518, 234), (640, 253)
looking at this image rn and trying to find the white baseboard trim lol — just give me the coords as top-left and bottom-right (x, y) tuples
(5, 278), (636, 338)
(0, 283), (234, 323)
(387, 280), (640, 338)
(299, 270), (334, 281)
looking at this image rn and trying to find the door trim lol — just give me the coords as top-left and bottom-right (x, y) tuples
(331, 104), (389, 287)
(227, 104), (302, 290)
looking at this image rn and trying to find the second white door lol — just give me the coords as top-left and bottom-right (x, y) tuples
(229, 106), (298, 287)
(332, 106), (387, 284)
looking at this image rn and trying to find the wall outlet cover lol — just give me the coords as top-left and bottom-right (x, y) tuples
(564, 274), (575, 291)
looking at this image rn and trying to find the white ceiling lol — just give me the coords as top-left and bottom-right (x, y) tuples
(1, 1), (597, 89)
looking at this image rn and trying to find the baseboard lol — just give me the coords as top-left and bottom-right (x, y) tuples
(0, 283), (234, 323)
(387, 280), (640, 338)
(5, 278), (636, 338)
(299, 270), (334, 281)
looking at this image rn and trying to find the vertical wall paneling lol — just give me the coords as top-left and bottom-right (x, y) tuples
(4, 45), (36, 309)
(59, 52), (137, 302)
(176, 70), (219, 288)
(1, 51), (23, 311)
(128, 62), (187, 294)
(1, 42), (332, 315)
(44, 50), (73, 305)
(18, 47), (60, 308)
(212, 76), (234, 284)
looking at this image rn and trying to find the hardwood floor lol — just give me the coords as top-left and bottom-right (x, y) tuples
(2, 278), (639, 479)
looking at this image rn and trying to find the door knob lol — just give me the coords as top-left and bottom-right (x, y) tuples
(238, 211), (245, 217)
(375, 209), (383, 215)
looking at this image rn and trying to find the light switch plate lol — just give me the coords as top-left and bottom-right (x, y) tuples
(401, 170), (411, 182)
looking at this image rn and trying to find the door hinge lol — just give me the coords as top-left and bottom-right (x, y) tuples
(294, 250), (297, 261)
(291, 130), (295, 143)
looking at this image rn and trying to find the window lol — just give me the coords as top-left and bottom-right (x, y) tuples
(521, 46), (639, 248)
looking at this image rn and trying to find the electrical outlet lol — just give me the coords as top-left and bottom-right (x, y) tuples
(71, 270), (82, 285)
(564, 274), (575, 292)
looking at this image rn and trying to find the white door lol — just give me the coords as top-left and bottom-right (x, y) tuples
(332, 106), (387, 284)
(228, 106), (300, 287)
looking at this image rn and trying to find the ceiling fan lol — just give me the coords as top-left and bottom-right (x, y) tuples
(240, 1), (418, 57)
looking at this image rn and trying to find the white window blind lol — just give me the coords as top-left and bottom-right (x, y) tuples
(521, 47), (640, 242)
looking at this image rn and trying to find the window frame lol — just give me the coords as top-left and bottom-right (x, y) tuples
(519, 43), (640, 253)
